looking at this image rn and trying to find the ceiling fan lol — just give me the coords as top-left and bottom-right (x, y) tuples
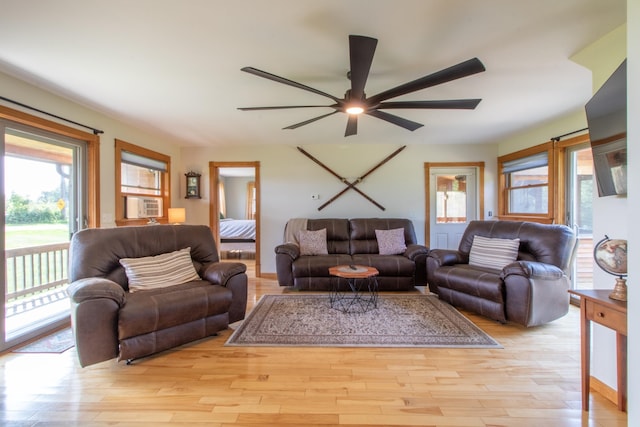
(238, 35), (486, 137)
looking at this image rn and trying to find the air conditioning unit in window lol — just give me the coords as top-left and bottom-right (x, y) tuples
(125, 196), (163, 219)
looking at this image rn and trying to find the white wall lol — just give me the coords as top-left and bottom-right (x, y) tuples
(0, 71), (184, 226)
(181, 142), (498, 273)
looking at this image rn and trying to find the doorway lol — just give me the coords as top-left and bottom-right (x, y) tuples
(425, 162), (484, 249)
(209, 162), (260, 277)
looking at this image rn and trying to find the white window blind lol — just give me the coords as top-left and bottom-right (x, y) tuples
(502, 152), (548, 174)
(121, 150), (167, 172)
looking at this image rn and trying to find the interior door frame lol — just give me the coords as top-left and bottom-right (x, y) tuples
(209, 161), (261, 277)
(424, 162), (485, 247)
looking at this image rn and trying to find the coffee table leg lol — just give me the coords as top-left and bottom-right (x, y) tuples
(330, 276), (378, 314)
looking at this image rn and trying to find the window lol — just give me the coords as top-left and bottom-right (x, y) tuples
(115, 139), (170, 225)
(498, 142), (554, 222)
(245, 181), (256, 220)
(435, 174), (468, 223)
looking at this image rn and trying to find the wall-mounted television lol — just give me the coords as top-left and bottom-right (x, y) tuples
(585, 59), (627, 197)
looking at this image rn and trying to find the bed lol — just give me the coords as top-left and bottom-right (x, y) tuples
(219, 218), (256, 241)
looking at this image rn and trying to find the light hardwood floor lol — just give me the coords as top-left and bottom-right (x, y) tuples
(0, 261), (627, 426)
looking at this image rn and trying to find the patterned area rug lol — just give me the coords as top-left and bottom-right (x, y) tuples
(13, 328), (74, 353)
(226, 294), (501, 348)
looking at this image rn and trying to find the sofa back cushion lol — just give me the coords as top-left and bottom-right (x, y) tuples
(306, 219), (350, 254)
(349, 218), (417, 255)
(69, 224), (219, 291)
(458, 220), (576, 271)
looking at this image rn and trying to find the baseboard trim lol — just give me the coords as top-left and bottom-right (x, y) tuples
(260, 272), (277, 280)
(590, 376), (617, 405)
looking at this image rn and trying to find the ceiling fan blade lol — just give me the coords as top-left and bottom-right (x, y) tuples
(366, 109), (424, 131)
(345, 114), (358, 136)
(377, 99), (482, 110)
(367, 57), (486, 104)
(238, 105), (334, 111)
(241, 67), (341, 102)
(349, 35), (377, 100)
(283, 111), (339, 130)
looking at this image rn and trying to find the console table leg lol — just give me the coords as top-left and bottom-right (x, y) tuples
(580, 304), (590, 411)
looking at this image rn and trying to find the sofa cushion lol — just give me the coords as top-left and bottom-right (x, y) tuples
(351, 254), (415, 277)
(293, 254), (353, 278)
(299, 228), (329, 255)
(468, 235), (520, 271)
(119, 247), (200, 293)
(307, 218), (350, 254)
(118, 281), (232, 339)
(432, 264), (505, 304)
(375, 228), (407, 255)
(349, 218), (418, 255)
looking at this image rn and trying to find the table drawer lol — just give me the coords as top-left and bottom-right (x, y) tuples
(586, 301), (627, 334)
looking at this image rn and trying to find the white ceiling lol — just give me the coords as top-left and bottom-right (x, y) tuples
(0, 0), (626, 147)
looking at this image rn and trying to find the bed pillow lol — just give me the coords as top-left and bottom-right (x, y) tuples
(468, 235), (520, 270)
(298, 228), (328, 255)
(375, 228), (407, 255)
(119, 247), (201, 293)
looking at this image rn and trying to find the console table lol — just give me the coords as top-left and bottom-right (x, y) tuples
(569, 289), (627, 412)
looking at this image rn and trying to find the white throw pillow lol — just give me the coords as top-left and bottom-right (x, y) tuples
(119, 247), (200, 293)
(375, 228), (407, 255)
(298, 228), (328, 255)
(468, 235), (520, 270)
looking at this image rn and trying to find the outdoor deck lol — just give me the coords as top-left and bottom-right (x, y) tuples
(4, 243), (70, 338)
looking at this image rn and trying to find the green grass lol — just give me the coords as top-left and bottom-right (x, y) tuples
(4, 224), (70, 249)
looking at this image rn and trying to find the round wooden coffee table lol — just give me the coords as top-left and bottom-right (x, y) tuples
(328, 265), (379, 313)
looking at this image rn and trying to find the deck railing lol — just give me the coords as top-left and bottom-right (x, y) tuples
(4, 242), (70, 302)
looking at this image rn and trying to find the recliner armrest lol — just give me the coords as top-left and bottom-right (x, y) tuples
(275, 243), (300, 259)
(427, 249), (467, 266)
(67, 277), (126, 306)
(201, 262), (247, 286)
(501, 260), (564, 280)
(404, 244), (429, 261)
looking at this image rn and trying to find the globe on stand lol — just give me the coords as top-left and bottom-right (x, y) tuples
(593, 236), (628, 301)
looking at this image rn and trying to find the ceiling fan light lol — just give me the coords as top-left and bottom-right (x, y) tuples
(346, 106), (364, 115)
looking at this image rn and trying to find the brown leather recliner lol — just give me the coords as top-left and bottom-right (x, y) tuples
(426, 220), (577, 327)
(67, 224), (247, 367)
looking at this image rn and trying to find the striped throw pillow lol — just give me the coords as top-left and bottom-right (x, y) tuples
(468, 235), (520, 270)
(119, 247), (201, 293)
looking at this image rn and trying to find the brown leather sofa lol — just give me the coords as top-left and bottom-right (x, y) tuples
(426, 220), (577, 327)
(67, 224), (247, 367)
(275, 218), (429, 291)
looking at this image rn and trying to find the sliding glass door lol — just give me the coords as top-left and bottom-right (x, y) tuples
(566, 142), (594, 290)
(1, 120), (87, 349)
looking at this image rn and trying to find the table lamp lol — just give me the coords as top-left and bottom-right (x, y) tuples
(168, 208), (186, 225)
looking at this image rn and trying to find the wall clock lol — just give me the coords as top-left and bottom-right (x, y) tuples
(185, 172), (201, 199)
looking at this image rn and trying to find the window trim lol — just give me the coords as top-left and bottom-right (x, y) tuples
(115, 138), (170, 226)
(555, 133), (592, 226)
